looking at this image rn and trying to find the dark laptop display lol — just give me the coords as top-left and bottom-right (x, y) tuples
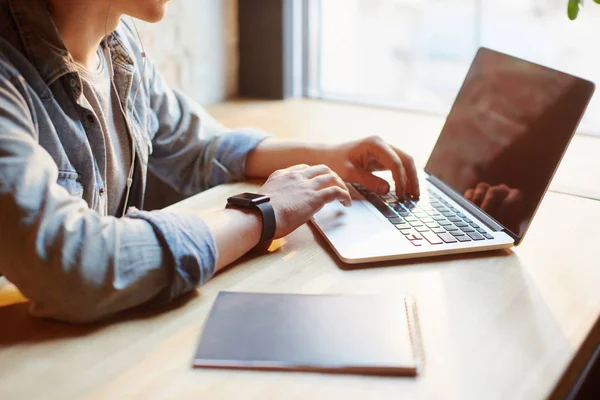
(425, 48), (595, 242)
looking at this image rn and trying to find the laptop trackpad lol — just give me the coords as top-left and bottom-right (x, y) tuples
(312, 197), (408, 260)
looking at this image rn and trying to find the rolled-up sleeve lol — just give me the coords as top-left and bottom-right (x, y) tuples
(146, 56), (269, 196)
(127, 209), (216, 301)
(0, 68), (217, 323)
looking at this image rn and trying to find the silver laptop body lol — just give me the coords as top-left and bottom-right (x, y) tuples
(312, 47), (595, 264)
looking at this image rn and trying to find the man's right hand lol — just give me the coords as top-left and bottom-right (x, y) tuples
(259, 164), (352, 239)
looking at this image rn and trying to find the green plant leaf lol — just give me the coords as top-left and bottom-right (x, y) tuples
(569, 0), (600, 20)
(568, 0), (581, 20)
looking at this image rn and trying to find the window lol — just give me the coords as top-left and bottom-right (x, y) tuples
(305, 0), (600, 135)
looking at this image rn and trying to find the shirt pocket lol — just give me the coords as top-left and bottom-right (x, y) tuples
(57, 170), (84, 198)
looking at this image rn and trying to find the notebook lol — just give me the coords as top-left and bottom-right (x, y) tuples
(192, 291), (423, 376)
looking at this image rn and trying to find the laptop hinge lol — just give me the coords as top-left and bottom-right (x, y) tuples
(426, 174), (505, 232)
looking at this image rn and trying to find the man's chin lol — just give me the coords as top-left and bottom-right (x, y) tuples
(136, 3), (169, 23)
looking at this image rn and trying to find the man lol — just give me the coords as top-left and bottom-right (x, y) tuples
(0, 0), (419, 323)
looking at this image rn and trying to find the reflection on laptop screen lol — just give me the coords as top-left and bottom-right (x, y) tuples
(425, 48), (594, 240)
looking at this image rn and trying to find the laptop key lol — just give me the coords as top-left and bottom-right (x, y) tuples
(448, 217), (462, 223)
(403, 201), (417, 210)
(395, 225), (412, 231)
(408, 233), (424, 241)
(444, 225), (459, 231)
(409, 221), (423, 227)
(396, 210), (410, 217)
(422, 231), (443, 245)
(450, 230), (465, 236)
(432, 215), (446, 221)
(460, 226), (475, 233)
(483, 233), (494, 240)
(454, 221), (468, 227)
(439, 220), (453, 226)
(366, 194), (397, 218)
(476, 228), (486, 234)
(416, 227), (430, 233)
(437, 232), (458, 243)
(388, 217), (404, 224)
(467, 231), (485, 241)
(432, 227), (446, 234)
(456, 235), (471, 242)
(410, 240), (423, 247)
(400, 228), (418, 235)
(425, 222), (440, 229)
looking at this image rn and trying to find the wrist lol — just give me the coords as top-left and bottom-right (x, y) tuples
(223, 207), (262, 248)
(306, 142), (336, 165)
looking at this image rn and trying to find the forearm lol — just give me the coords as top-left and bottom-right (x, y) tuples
(201, 208), (262, 271)
(245, 138), (333, 178)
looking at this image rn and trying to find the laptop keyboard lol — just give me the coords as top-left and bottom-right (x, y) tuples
(352, 184), (494, 247)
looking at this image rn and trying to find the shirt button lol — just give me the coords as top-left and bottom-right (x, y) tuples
(70, 78), (78, 87)
(86, 114), (95, 124)
(99, 188), (105, 196)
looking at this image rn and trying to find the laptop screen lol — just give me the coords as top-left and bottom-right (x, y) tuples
(425, 48), (594, 242)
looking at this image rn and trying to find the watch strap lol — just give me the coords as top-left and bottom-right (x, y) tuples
(256, 201), (276, 249)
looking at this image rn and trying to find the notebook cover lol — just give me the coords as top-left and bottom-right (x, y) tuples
(192, 292), (422, 376)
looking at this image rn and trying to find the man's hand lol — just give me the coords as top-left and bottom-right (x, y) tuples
(259, 164), (352, 239)
(321, 136), (420, 201)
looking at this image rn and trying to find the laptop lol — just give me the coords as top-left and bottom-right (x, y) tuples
(312, 47), (595, 264)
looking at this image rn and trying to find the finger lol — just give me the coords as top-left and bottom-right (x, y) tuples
(365, 158), (385, 171)
(311, 172), (348, 191)
(312, 173), (352, 207)
(390, 145), (420, 199)
(480, 185), (510, 215)
(319, 186), (352, 207)
(365, 137), (407, 200)
(464, 188), (474, 201)
(347, 166), (390, 194)
(498, 188), (523, 221)
(302, 164), (332, 179)
(472, 182), (490, 206)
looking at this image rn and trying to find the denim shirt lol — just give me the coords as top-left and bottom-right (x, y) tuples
(0, 0), (268, 322)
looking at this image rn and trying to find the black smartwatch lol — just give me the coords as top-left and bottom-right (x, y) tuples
(226, 193), (276, 251)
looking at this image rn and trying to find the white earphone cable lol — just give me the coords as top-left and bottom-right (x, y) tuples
(103, 0), (141, 217)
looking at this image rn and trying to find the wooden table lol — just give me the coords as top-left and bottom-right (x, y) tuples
(1, 99), (599, 400)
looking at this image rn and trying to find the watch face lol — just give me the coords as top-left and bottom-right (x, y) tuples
(235, 193), (268, 201)
(228, 193), (270, 206)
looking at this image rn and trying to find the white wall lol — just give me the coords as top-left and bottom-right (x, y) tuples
(138, 0), (239, 208)
(136, 0), (238, 105)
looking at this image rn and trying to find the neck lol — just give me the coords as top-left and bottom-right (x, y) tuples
(47, 0), (122, 70)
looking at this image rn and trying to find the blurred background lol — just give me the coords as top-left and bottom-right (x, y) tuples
(138, 0), (600, 135)
(139, 0), (600, 207)
(137, 0), (239, 105)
